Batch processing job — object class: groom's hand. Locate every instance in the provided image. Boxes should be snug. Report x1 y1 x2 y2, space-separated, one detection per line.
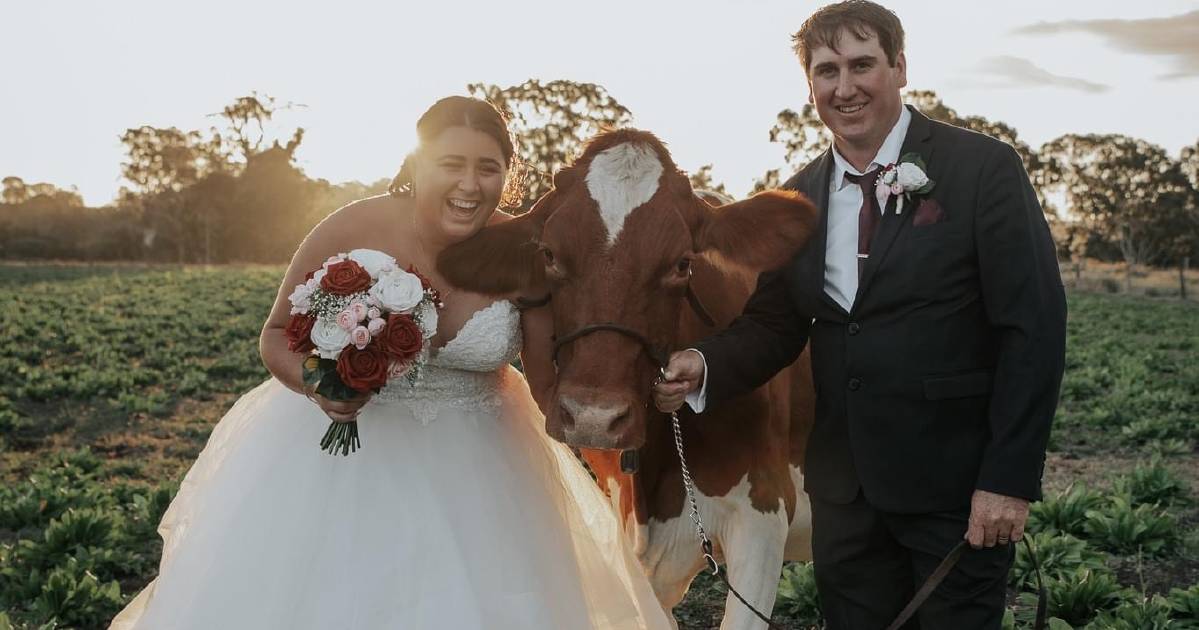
652 350 705 413
965 489 1030 549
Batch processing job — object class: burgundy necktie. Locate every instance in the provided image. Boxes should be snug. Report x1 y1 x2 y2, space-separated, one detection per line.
845 169 882 279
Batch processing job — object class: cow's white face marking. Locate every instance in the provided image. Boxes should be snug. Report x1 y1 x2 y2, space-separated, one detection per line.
585 142 664 244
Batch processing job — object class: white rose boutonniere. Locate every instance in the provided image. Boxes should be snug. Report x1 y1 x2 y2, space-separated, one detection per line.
877 153 935 215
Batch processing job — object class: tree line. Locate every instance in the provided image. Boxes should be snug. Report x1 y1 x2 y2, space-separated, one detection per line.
2 83 1197 279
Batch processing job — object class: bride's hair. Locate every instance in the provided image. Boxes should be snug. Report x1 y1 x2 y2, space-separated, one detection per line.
388 96 526 208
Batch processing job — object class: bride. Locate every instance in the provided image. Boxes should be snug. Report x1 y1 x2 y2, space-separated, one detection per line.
111 96 671 630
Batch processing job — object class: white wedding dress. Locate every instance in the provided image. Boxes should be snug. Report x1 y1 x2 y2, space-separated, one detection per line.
112 300 671 630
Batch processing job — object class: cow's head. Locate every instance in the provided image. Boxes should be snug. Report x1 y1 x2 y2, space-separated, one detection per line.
440 130 817 450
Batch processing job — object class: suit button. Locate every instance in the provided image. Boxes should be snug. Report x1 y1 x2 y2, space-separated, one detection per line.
848 378 862 391
848 323 860 335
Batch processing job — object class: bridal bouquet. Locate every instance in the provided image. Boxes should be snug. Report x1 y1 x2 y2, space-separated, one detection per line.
284 249 441 455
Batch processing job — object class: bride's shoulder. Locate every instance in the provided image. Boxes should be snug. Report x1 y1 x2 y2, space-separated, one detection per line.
321 194 403 228
307 194 404 241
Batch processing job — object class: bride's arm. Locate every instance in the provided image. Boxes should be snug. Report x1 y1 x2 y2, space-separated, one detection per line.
259 201 372 395
518 303 556 417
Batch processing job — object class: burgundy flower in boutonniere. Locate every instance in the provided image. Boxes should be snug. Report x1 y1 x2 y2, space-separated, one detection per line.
876 153 935 215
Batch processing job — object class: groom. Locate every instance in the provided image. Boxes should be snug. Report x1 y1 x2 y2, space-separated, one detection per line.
653 1 1066 628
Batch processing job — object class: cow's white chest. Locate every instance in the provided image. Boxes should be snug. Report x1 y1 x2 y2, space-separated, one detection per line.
585 142 663 244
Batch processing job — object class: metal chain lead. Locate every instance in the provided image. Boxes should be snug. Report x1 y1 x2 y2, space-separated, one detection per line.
670 408 717 573
663 366 787 629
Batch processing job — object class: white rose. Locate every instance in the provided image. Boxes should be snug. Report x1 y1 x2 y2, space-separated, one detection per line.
369 270 425 314
348 249 397 280
414 300 439 339
288 283 312 314
896 162 929 190
311 268 327 286
310 319 352 359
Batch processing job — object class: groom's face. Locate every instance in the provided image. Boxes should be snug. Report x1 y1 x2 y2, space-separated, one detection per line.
806 27 907 152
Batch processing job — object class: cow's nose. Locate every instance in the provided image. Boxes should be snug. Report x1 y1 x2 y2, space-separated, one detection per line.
559 395 631 432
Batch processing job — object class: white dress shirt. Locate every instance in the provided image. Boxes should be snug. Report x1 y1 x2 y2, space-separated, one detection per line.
684 106 911 413
824 105 911 312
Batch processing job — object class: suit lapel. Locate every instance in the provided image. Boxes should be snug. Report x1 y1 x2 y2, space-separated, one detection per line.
853 106 935 310
791 150 847 317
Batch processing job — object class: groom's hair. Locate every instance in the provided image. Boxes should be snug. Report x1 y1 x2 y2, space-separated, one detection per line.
792 0 905 74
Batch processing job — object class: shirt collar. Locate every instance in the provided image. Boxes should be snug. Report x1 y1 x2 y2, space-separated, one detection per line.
830 105 912 191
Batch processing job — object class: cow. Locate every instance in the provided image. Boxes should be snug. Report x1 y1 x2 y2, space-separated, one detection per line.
439 129 819 630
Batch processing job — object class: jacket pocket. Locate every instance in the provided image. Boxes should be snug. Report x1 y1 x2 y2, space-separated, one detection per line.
923 370 993 400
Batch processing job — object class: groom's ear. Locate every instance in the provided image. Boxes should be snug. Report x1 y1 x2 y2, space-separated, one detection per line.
690 188 819 272
438 193 555 296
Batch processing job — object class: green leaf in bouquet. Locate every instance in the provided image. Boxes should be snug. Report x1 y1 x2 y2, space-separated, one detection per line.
305 357 360 402
301 355 323 391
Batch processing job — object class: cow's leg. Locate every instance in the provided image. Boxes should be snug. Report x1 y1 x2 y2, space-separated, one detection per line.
783 466 814 561
718 504 789 630
642 516 709 629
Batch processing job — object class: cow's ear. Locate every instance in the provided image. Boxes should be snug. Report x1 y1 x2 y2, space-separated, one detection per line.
693 190 819 271
438 196 553 296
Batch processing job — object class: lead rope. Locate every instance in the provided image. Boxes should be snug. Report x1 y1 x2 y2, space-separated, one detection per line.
665 369 789 630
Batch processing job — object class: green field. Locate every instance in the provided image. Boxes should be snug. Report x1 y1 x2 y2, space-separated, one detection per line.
1 265 1197 629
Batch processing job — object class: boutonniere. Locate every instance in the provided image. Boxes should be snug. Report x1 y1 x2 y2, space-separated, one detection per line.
876 153 935 215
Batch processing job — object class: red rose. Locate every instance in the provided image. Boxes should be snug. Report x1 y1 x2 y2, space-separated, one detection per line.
376 313 424 362
336 345 390 392
320 260 372 295
284 314 316 353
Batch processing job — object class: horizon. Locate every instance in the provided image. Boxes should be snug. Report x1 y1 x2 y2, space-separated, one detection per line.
3 0 1197 206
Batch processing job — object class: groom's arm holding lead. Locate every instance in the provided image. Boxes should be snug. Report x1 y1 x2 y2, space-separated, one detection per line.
653 264 809 413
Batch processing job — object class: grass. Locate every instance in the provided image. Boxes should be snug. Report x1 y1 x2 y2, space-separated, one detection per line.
0 263 1196 629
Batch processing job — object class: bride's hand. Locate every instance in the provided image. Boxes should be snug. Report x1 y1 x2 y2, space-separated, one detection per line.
305 385 372 423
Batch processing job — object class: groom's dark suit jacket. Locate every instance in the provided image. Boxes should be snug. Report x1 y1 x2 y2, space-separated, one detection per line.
696 107 1066 514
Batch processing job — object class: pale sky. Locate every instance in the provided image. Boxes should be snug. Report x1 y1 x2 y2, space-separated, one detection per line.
3 0 1197 206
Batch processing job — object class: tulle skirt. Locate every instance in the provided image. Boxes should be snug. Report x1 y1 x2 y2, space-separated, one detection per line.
111 367 670 629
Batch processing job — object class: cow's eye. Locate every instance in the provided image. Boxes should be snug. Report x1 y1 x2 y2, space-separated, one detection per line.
663 255 693 289
540 245 567 281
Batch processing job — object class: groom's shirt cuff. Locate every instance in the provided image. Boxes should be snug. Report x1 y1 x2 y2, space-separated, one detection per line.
683 348 709 413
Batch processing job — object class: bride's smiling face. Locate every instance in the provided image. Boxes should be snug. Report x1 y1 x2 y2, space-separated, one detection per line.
413 126 508 243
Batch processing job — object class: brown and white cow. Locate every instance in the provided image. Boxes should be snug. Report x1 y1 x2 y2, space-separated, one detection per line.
440 130 818 630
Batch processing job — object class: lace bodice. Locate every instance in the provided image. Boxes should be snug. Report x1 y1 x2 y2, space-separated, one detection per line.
371 300 522 424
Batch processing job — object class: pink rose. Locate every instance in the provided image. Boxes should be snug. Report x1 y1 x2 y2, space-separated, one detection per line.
351 326 372 350
336 309 358 331
890 183 903 195
367 307 382 320
349 301 369 322
368 317 386 335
